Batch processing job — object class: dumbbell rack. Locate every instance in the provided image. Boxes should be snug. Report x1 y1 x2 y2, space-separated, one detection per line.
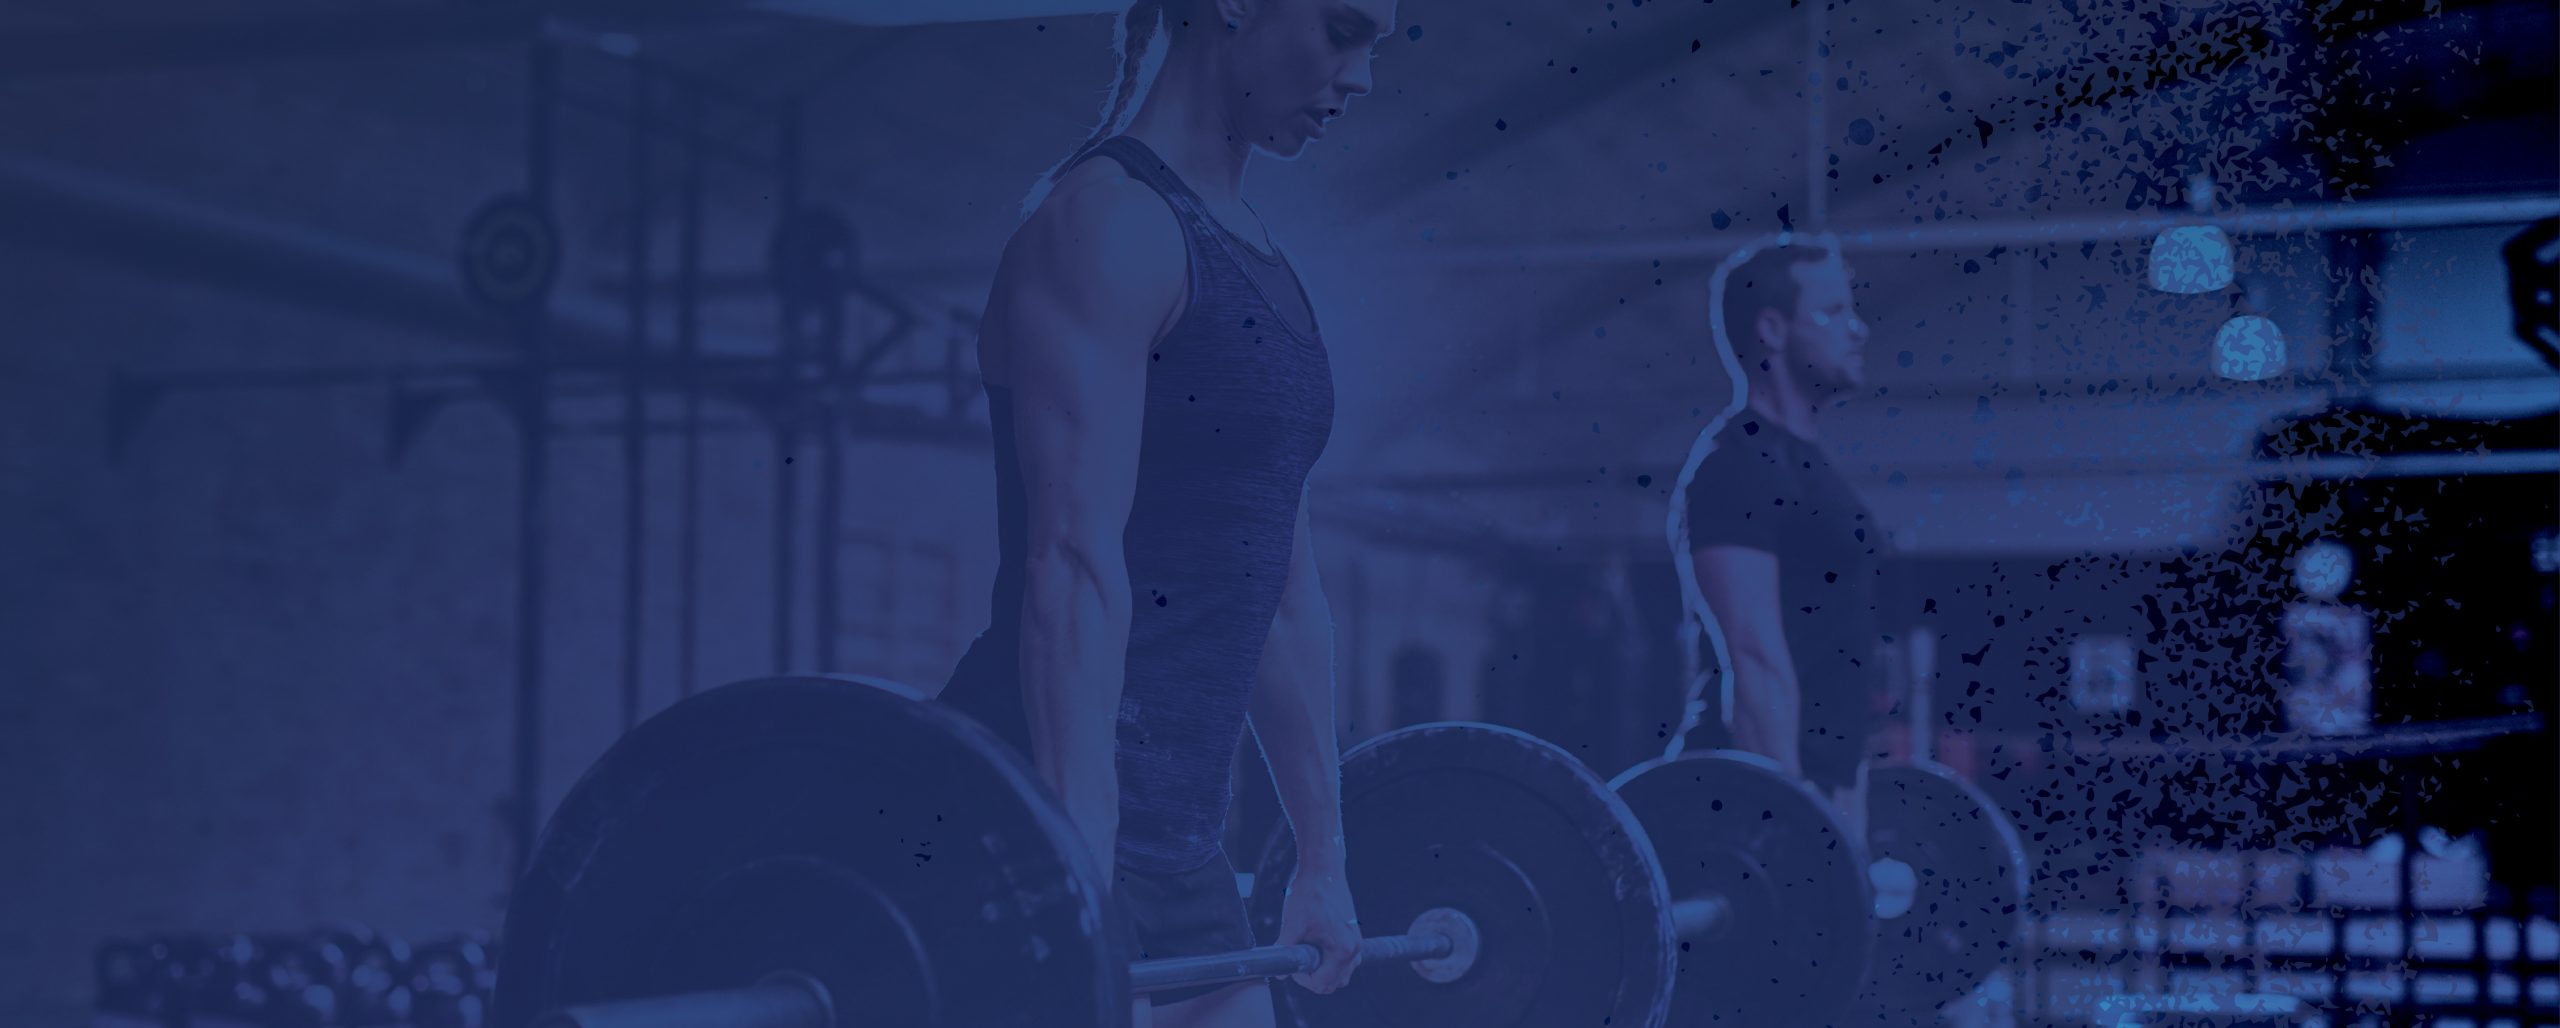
2025 857 2560 1027
93 929 499 1028
2011 711 2558 1027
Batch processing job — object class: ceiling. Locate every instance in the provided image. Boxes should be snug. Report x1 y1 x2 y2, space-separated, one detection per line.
0 0 2550 553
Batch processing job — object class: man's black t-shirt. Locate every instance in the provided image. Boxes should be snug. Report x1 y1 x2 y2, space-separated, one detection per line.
1677 416 1887 789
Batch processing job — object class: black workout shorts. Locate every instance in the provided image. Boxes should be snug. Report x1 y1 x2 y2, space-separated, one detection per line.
1117 848 1259 1008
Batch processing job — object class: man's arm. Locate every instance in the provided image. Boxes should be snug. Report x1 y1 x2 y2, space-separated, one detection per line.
1689 544 1804 777
995 168 1184 875
1247 490 1346 875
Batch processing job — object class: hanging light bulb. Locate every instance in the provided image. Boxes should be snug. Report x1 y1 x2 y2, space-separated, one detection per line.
2294 540 2354 600
2151 227 2235 293
2214 314 2286 381
2150 173 2234 294
2212 276 2286 381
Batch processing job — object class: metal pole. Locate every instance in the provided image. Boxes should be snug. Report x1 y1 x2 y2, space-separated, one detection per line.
509 38 560 874
1909 628 1936 764
2327 230 2385 397
619 60 653 731
815 312 846 673
1363 194 2560 270
2394 759 2418 1028
769 339 799 675
813 109 844 674
1803 0 1827 230
770 102 805 673
675 94 706 698
2009 250 2035 379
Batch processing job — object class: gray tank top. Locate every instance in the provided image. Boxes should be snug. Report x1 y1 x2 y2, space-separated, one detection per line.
943 136 1336 873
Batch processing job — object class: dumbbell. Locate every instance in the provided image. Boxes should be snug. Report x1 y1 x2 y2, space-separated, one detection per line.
103 934 249 1026
329 924 416 1026
151 936 219 1023
94 939 165 1020
96 936 214 1025
258 933 350 1028
413 936 499 1028
200 934 275 1023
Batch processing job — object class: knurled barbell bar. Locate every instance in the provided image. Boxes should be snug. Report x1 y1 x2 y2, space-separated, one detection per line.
535 896 1750 1028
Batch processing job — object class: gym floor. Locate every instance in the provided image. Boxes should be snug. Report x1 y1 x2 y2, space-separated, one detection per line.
2 2 2555 1027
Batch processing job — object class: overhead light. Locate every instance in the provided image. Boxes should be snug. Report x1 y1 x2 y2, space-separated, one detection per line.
2294 540 2353 600
2149 173 2234 294
2213 314 2285 381
2150 226 2234 293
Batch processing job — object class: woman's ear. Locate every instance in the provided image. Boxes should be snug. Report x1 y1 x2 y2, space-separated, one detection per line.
1210 0 1256 31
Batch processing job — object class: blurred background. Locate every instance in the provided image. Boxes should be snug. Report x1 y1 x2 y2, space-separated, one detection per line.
2 0 2554 1025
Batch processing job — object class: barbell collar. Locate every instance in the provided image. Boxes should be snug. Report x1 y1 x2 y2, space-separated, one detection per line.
1670 894 1732 941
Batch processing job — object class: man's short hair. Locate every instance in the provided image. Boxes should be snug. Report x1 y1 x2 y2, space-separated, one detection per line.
1718 243 1838 362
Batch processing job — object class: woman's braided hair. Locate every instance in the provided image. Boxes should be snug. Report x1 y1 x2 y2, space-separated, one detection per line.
1019 0 1181 217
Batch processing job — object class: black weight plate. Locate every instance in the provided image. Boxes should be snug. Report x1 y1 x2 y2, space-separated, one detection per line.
459 193 560 314
1253 723 1674 1028
1613 751 1873 1026
1865 761 2029 1010
493 674 1124 1028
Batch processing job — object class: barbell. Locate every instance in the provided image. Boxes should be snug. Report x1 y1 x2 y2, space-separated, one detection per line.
1864 760 2033 1011
492 675 2026 1028
1610 751 1876 1025
1604 751 2031 1024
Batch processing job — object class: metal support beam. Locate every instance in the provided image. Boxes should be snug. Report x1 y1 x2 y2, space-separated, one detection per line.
1343 194 2560 270
508 39 564 881
0 153 786 360
0 2 740 79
